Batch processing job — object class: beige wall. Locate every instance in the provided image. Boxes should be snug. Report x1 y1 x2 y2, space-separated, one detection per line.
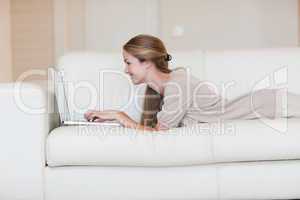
54 0 86 59
0 0 12 82
62 0 299 52
2 0 299 82
11 0 54 81
84 0 159 52
160 0 299 51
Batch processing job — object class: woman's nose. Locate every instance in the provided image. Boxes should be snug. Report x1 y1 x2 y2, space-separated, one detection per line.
124 66 129 73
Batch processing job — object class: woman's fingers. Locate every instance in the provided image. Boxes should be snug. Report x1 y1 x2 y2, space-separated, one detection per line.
84 110 98 120
84 111 91 119
94 118 105 122
84 110 119 122
84 112 96 121
84 112 90 120
88 113 101 122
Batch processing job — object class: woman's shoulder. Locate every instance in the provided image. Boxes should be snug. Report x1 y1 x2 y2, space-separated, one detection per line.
170 66 186 75
170 67 200 85
170 67 188 79
163 67 200 95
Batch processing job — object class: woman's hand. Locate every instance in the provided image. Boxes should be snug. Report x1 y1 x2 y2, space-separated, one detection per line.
84 110 138 127
84 109 165 131
84 109 120 122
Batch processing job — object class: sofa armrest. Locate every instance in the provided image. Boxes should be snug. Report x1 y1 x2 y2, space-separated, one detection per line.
0 82 59 200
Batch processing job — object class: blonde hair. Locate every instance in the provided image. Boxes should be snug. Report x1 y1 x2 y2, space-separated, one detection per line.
123 34 172 127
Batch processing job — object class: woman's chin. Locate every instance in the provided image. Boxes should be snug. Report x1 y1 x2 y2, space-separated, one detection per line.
132 80 141 85
131 77 143 85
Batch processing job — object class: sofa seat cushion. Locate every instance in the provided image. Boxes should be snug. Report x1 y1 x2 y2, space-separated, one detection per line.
46 118 300 167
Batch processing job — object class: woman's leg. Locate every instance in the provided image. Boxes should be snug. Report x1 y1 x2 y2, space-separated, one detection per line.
276 88 300 118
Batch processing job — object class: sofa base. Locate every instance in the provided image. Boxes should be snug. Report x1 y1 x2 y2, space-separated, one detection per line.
45 159 300 200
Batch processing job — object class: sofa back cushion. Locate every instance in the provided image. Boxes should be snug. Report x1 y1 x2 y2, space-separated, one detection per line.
169 50 205 80
204 48 300 100
55 51 205 122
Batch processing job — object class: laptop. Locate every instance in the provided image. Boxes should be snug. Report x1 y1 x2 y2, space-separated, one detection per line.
54 68 122 127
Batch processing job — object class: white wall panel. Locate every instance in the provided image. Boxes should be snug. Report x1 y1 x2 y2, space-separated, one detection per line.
85 0 160 52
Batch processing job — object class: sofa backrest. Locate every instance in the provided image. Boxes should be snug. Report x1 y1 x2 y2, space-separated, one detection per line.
55 48 300 121
204 48 300 100
55 51 205 122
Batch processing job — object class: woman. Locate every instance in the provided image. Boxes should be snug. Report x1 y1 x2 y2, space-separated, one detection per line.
84 34 300 131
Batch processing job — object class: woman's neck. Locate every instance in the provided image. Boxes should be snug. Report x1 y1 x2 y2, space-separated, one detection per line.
145 69 171 96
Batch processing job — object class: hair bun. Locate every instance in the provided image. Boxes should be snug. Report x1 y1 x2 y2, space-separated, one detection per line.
165 53 172 62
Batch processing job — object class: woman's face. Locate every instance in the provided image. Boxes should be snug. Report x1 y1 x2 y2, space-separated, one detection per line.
123 50 149 84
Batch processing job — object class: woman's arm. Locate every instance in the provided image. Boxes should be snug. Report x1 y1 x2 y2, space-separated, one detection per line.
84 110 167 132
117 112 171 131
116 112 157 131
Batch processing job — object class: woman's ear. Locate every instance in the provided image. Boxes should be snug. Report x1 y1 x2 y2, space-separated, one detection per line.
142 61 153 70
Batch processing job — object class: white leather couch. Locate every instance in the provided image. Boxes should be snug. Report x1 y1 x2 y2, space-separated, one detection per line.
1 48 300 200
